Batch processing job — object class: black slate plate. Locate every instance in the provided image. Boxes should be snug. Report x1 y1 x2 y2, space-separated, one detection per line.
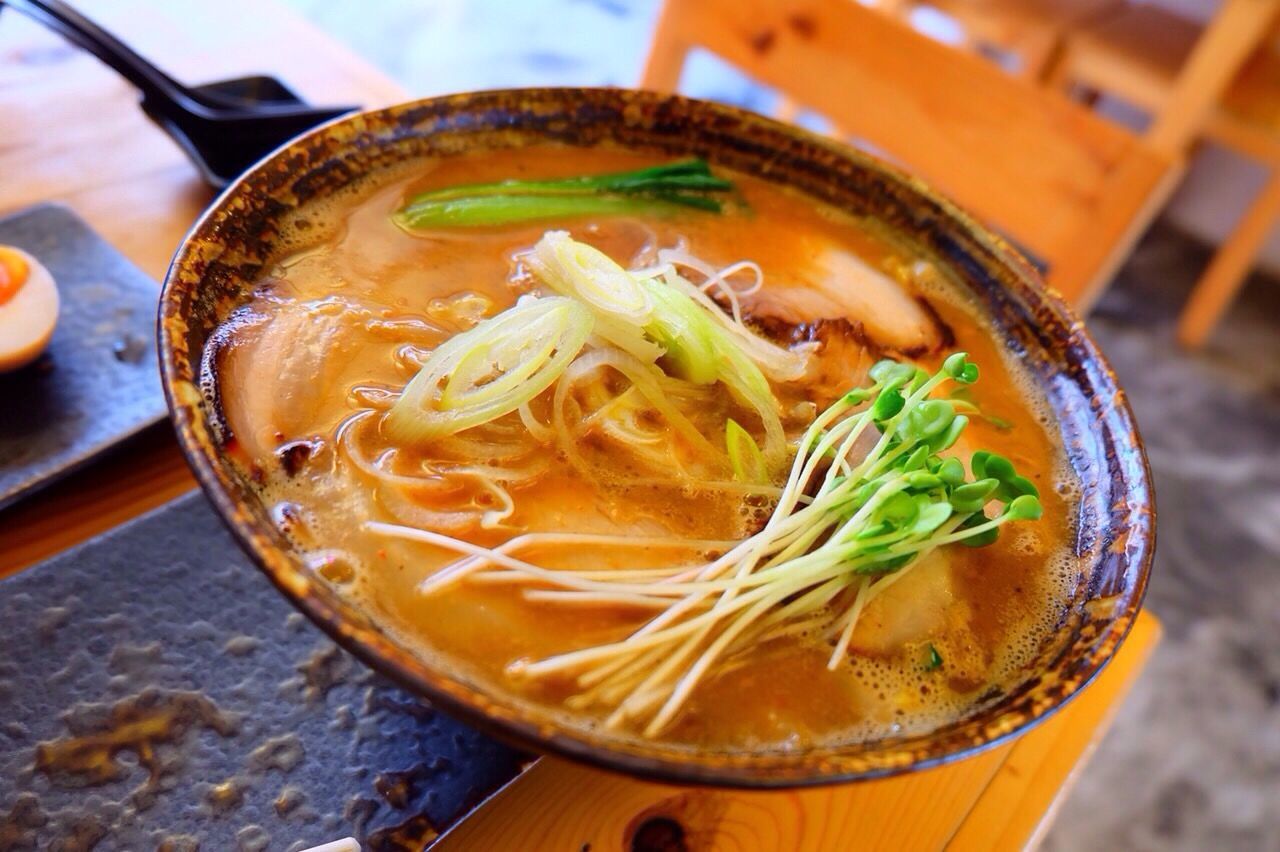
0 493 523 851
0 203 167 511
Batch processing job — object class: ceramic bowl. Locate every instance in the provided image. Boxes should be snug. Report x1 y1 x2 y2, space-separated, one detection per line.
159 88 1154 787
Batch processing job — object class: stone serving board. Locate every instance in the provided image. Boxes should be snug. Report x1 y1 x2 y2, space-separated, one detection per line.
0 203 167 512
0 492 523 851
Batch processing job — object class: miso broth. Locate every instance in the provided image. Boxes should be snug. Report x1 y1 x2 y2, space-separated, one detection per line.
206 147 1080 750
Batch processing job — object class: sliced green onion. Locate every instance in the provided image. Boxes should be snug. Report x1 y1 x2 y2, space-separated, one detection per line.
394 160 735 230
405 159 731 203
644 273 791 470
385 297 592 443
524 232 788 473
726 418 767 484
716 339 788 471
395 195 710 230
658 265 811 383
440 306 563 409
525 231 661 362
642 280 720 385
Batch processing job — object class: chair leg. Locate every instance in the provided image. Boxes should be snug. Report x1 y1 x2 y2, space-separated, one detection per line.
1177 166 1280 349
873 0 911 15
1007 27 1059 80
775 96 802 124
640 0 689 92
1039 41 1076 88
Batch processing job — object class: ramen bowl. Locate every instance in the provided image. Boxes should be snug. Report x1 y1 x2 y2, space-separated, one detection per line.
158 88 1154 787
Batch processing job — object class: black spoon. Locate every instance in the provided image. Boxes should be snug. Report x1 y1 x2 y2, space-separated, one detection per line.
2 0 360 187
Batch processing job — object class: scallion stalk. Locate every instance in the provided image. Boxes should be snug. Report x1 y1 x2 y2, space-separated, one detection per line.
394 160 735 230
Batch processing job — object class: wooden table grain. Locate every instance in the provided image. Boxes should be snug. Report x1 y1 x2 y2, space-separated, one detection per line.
0 3 1160 849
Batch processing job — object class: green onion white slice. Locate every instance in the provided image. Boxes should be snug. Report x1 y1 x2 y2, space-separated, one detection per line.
385 296 592 443
524 231 662 362
656 250 811 383
641 278 720 385
523 231 792 473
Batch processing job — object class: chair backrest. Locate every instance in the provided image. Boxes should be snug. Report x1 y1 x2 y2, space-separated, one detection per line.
641 0 1177 307
1146 0 1280 156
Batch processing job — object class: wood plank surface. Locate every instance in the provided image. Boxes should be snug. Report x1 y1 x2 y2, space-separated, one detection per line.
0 4 1160 849
0 0 406 576
436 613 1161 851
947 613 1159 850
640 0 1174 305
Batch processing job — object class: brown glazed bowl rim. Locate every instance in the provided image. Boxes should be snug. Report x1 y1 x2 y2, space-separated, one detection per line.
159 87 1154 788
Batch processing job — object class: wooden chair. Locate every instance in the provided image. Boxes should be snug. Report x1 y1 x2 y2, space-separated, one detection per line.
888 0 1123 78
1046 0 1280 347
640 0 1178 308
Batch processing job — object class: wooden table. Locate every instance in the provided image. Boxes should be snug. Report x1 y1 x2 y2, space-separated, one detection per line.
0 2 1160 849
438 614 1159 850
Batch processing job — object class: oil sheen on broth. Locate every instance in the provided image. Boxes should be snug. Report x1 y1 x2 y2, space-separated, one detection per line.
208 148 1079 750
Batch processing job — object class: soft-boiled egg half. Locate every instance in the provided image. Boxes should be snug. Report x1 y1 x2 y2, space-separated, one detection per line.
0 245 59 372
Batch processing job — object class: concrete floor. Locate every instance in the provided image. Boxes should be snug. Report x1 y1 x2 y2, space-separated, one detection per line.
1043 230 1280 852
285 2 1280 846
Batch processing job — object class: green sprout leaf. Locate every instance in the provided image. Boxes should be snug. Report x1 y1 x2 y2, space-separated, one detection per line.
1004 494 1044 521
943 352 980 384
842 387 873 405
869 359 915 386
937 457 966 486
905 399 956 440
950 478 999 513
871 387 906 422
901 444 931 472
970 449 992 479
911 502 954 536
904 471 944 490
926 414 968 454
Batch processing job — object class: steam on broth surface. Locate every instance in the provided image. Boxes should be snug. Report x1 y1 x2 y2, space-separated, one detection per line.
207 147 1078 750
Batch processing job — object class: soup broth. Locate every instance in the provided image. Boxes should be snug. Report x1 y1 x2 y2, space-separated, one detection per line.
207 147 1079 750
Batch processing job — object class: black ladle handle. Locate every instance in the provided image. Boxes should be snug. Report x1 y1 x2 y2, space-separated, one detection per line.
2 0 213 115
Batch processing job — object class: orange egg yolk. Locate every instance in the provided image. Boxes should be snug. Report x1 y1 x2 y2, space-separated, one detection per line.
0 247 30 305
